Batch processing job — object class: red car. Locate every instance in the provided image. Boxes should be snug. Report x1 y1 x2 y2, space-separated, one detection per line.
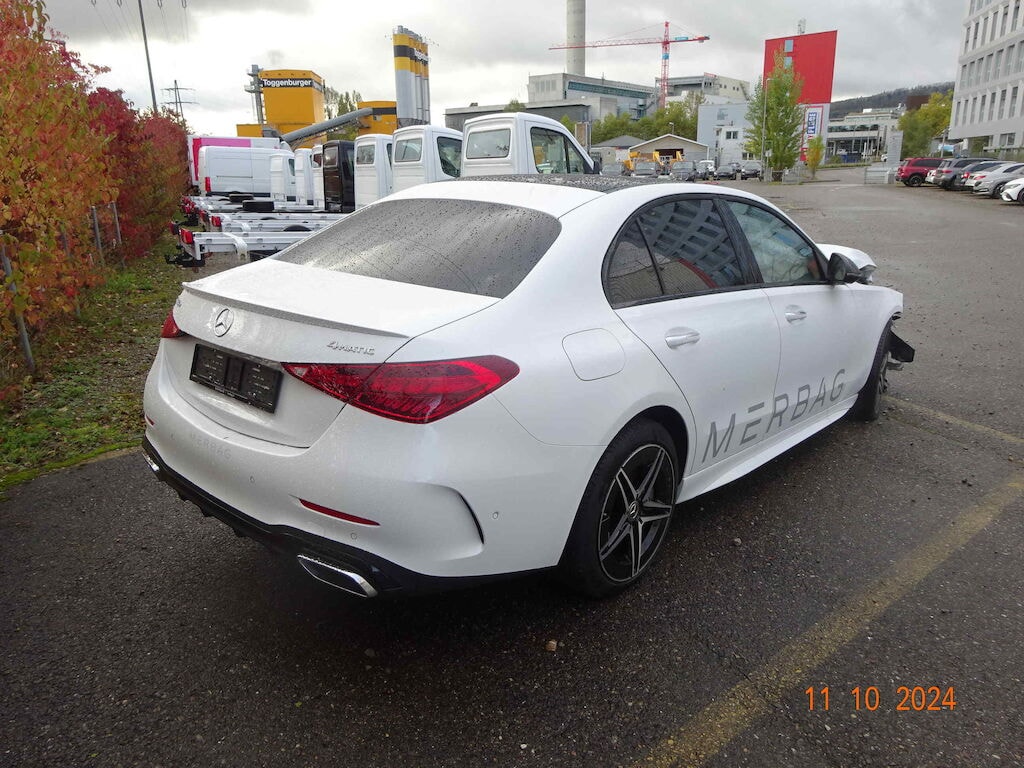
895 157 942 187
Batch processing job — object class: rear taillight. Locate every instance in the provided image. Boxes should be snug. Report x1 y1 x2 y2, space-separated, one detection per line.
283 356 520 424
179 229 194 245
211 215 222 229
160 309 185 338
204 176 211 193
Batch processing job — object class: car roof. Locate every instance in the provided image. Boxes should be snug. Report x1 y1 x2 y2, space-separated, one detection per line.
387 174 780 219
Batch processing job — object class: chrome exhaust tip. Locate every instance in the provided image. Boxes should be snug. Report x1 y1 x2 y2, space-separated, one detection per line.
297 554 378 598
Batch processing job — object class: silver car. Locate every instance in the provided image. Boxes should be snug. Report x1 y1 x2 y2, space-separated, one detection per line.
970 162 1024 198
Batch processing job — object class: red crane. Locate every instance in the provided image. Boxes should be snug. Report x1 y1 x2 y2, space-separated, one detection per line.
550 22 710 111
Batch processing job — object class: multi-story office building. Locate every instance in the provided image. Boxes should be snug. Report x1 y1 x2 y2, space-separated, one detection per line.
949 0 1024 155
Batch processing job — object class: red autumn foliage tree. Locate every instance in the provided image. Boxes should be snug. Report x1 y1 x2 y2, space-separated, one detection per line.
2 0 189 383
88 88 189 259
1 0 113 336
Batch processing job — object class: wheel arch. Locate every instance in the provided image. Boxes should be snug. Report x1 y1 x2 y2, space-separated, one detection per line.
622 405 690 484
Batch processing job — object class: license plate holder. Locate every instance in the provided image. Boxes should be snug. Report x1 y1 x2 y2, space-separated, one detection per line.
190 344 282 413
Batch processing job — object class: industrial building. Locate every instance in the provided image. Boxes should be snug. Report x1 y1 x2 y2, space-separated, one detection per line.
949 0 1024 156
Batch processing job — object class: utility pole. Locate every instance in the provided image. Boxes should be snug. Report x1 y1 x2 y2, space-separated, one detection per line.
136 0 158 113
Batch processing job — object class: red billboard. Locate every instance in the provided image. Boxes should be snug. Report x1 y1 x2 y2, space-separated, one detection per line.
763 30 838 104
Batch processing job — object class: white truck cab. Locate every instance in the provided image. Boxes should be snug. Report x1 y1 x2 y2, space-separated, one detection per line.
461 112 595 177
310 144 326 210
354 134 395 209
391 125 463 194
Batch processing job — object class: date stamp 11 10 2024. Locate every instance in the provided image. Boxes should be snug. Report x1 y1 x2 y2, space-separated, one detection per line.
805 685 957 712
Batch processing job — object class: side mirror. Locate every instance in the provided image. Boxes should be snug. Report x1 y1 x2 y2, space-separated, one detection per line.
827 252 862 284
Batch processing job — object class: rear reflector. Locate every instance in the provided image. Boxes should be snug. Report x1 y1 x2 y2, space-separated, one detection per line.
283 355 520 424
300 498 379 526
204 176 211 193
160 309 185 338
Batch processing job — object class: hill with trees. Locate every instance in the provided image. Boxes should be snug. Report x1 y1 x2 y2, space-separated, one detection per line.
830 82 955 118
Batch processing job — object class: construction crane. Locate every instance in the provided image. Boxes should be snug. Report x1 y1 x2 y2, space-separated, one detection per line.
550 22 710 111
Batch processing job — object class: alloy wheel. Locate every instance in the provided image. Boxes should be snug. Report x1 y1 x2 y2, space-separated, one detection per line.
597 443 676 583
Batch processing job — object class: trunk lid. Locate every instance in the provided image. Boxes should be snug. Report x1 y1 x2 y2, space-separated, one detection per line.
163 259 497 447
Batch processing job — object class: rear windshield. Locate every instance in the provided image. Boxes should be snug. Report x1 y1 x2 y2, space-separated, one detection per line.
274 199 562 298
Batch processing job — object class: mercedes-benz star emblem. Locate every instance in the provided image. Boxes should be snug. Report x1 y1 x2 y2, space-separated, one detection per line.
213 308 234 337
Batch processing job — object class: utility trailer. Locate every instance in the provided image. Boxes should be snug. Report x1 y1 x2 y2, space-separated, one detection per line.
166 224 315 268
206 211 344 232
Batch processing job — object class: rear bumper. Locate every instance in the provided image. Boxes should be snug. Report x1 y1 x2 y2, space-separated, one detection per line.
142 436 541 596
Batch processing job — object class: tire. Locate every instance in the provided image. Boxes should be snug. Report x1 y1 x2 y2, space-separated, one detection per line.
906 175 923 187
850 320 892 422
242 200 275 213
990 182 1005 199
283 225 311 232
560 419 678 598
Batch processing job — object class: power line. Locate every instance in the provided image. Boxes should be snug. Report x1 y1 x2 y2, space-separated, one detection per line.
89 0 113 38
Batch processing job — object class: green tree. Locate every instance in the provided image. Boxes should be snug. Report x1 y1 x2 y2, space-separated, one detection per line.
805 135 825 179
504 98 526 112
591 112 636 144
745 50 805 177
653 93 704 139
323 88 363 140
897 91 952 158
559 114 574 132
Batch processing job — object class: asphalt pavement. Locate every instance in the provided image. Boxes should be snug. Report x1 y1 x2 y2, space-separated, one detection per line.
2 168 1022 767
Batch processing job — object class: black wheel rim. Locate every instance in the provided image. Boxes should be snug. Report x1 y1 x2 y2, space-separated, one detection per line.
597 444 675 583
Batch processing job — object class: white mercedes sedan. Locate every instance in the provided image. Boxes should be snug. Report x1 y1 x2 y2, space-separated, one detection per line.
143 176 914 598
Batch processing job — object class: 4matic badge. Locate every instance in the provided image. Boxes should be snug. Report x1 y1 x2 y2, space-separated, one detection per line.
327 340 375 356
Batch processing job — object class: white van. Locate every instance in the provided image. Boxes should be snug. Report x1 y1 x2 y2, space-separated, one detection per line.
391 125 463 194
353 134 394 209
187 135 281 188
197 145 294 197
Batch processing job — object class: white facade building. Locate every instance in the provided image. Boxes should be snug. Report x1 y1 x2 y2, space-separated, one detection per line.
949 0 1024 154
696 102 756 166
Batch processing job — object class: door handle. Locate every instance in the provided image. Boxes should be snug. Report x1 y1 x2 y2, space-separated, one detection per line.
784 306 807 323
665 328 701 348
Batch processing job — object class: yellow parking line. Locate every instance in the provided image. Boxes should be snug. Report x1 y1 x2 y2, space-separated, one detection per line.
889 398 1024 446
639 471 1024 768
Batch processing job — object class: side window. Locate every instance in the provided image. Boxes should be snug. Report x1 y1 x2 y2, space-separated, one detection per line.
565 139 587 173
726 201 821 284
355 144 375 165
437 136 462 178
604 221 662 307
531 127 568 173
638 199 746 295
394 137 422 163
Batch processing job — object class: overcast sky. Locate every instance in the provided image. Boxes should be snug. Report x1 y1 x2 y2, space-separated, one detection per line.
43 0 964 135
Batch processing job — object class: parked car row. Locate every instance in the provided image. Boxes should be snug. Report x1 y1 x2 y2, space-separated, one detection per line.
897 156 1024 202
598 159 720 181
